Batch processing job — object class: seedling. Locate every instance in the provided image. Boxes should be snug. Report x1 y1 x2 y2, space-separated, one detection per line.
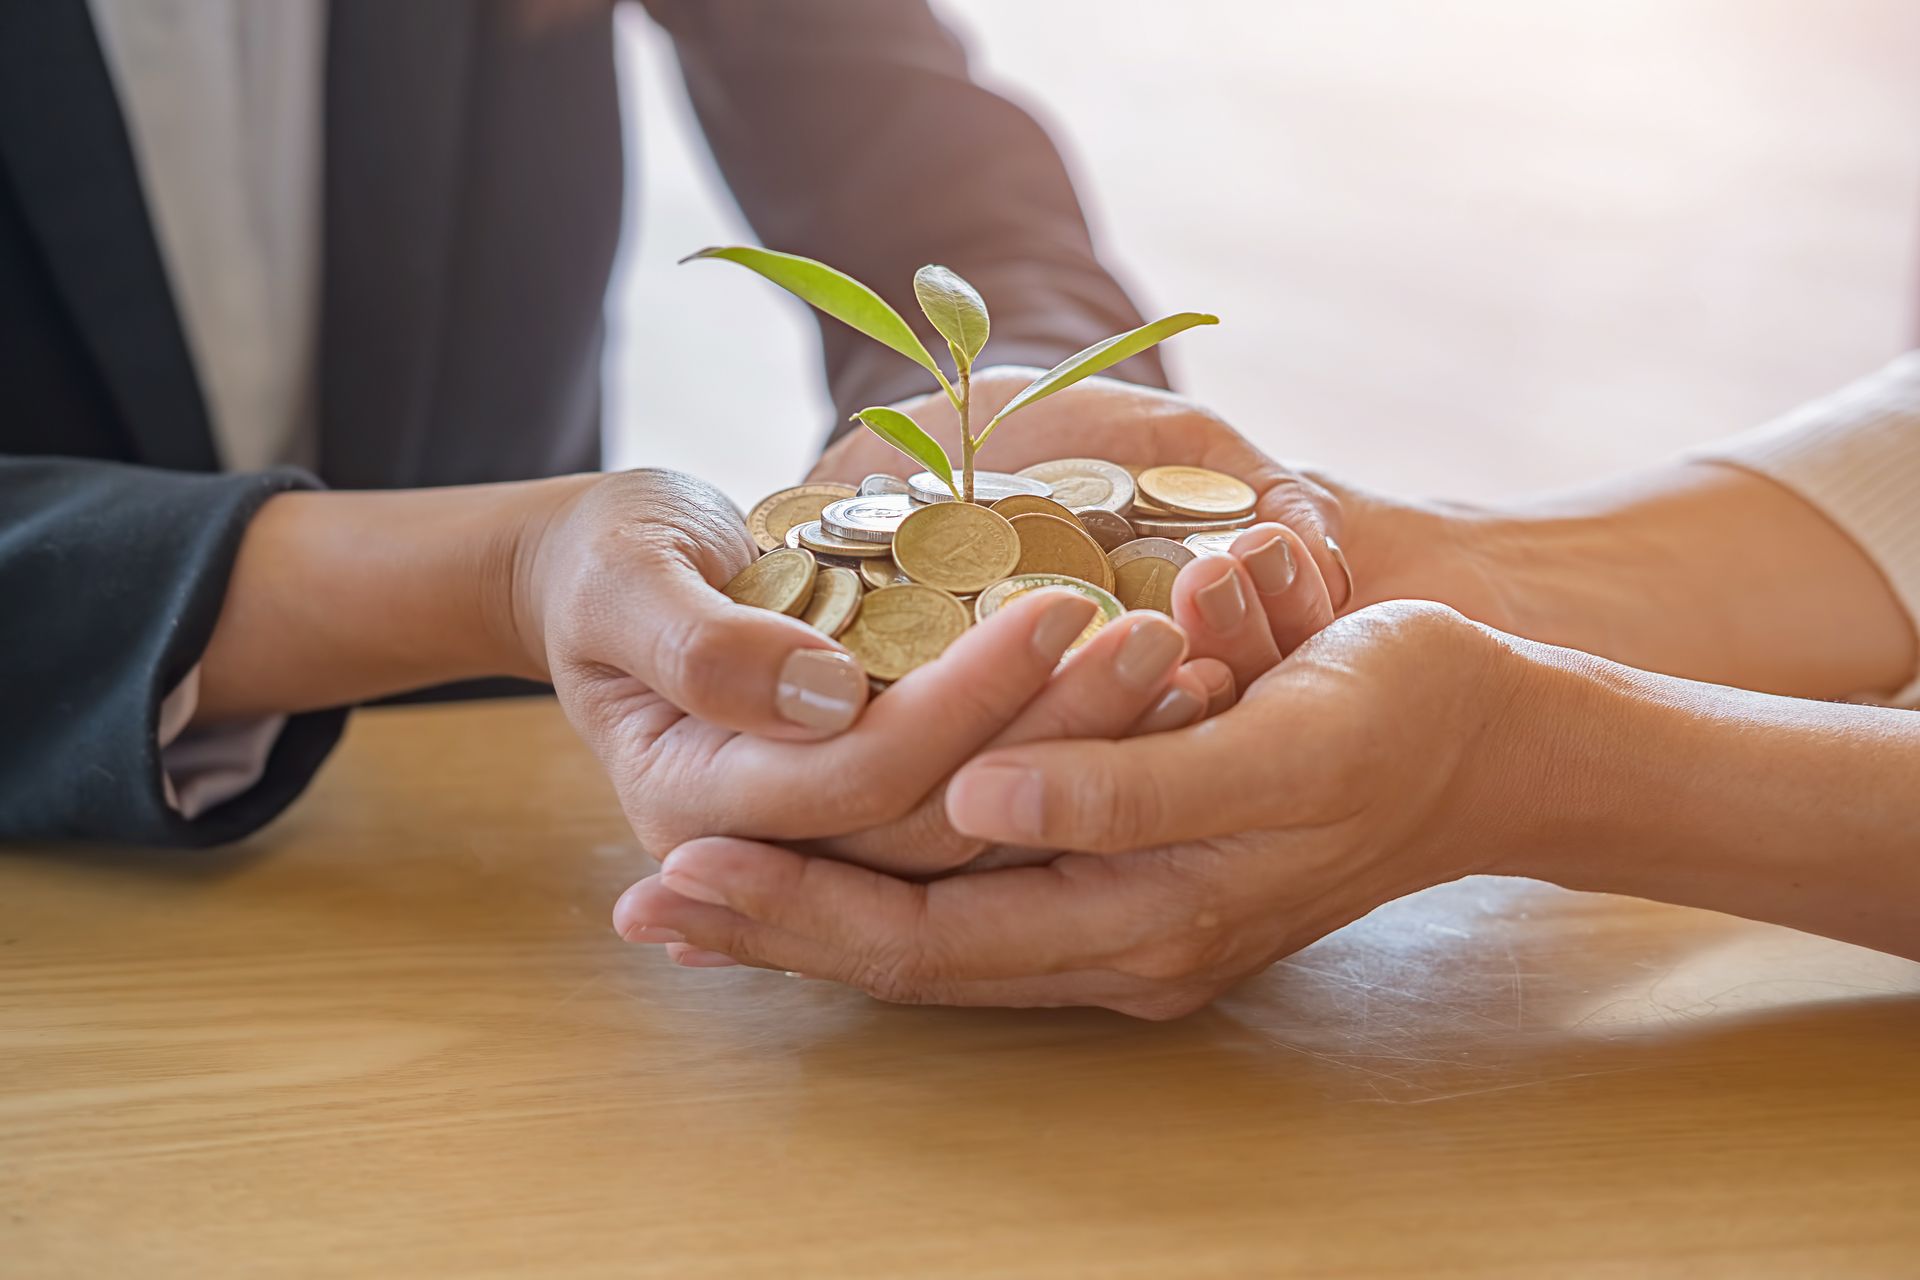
682 246 1217 503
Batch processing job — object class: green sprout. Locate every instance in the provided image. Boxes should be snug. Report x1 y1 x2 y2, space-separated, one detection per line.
681 246 1218 503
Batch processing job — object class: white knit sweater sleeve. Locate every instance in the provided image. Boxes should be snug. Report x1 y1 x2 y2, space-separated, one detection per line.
1697 350 1920 707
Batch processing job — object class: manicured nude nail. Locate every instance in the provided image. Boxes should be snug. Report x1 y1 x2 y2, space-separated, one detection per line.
1031 593 1098 661
620 924 685 945
1195 566 1247 633
777 648 864 732
954 762 1044 841
659 859 730 908
669 947 740 969
1113 617 1186 690
1243 532 1296 596
1135 684 1203 734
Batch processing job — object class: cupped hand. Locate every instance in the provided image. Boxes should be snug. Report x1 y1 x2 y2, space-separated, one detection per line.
613 599 1540 1016
515 469 1223 877
812 369 1356 611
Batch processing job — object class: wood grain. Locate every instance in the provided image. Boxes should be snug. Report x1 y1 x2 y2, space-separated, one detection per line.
4 699 1917 1278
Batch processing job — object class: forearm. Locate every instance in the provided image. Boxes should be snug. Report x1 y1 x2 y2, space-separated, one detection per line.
1342 462 1918 701
1496 638 1920 959
192 476 590 723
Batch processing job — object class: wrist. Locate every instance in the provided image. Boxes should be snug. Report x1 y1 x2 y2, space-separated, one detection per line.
496 473 600 683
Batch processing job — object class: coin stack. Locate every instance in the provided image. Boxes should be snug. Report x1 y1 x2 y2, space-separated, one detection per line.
724 460 1260 686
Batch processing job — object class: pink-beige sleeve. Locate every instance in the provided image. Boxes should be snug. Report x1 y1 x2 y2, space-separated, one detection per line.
156 665 288 820
1696 350 1920 707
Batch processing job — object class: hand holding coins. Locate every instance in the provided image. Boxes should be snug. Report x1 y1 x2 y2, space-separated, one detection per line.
728 458 1261 686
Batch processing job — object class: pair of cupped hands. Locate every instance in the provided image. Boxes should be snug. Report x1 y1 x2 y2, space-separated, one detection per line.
515 370 1523 1018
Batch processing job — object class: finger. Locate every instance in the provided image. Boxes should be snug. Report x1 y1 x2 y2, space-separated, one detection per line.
989 610 1188 743
655 589 1097 845
572 528 868 742
617 838 1168 986
1229 523 1336 654
1253 473 1352 611
1187 658 1237 718
947 714 1277 853
1169 554 1281 693
815 610 1188 875
1130 664 1213 736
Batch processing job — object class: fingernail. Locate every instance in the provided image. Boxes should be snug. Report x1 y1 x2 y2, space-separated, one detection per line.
777 648 864 732
1195 566 1247 633
1031 593 1097 661
668 946 740 968
659 857 730 909
953 762 1044 841
1243 532 1296 596
1135 683 1203 734
1326 535 1355 605
1113 616 1186 690
620 924 685 944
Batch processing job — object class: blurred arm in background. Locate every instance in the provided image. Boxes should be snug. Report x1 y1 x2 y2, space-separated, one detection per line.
643 0 1170 422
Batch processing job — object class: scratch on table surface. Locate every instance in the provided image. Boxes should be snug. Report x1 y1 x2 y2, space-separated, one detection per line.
1369 1064 1654 1107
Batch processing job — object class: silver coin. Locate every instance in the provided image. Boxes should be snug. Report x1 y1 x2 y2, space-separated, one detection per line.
1183 530 1242 556
907 470 1052 505
791 520 893 559
859 473 911 497
820 493 914 543
1073 507 1136 553
1131 511 1257 539
1016 458 1135 513
1108 537 1198 570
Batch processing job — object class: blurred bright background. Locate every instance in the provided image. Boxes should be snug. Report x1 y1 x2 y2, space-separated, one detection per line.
604 0 1920 509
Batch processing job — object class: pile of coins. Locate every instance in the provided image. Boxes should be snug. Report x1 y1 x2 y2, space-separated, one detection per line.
725 459 1259 685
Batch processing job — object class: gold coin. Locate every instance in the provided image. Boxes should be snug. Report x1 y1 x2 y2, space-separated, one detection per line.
1008 513 1116 592
891 501 1021 595
799 567 863 637
859 556 911 590
722 547 818 616
748 483 857 553
1136 465 1256 519
990 493 1079 523
794 520 894 560
974 574 1124 656
1073 507 1136 553
838 584 971 682
1015 458 1136 512
1108 537 1196 615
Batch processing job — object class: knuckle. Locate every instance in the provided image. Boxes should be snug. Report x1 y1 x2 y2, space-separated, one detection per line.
1058 755 1162 852
853 953 938 1007
652 613 748 709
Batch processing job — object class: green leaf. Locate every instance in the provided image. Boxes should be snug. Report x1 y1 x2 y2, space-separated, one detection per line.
977 312 1220 446
852 407 957 498
682 246 951 394
913 265 990 367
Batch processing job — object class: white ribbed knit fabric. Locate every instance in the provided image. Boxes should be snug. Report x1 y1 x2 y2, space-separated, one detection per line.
1700 350 1920 708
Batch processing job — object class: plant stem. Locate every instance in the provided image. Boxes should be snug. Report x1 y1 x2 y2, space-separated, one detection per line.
958 366 974 503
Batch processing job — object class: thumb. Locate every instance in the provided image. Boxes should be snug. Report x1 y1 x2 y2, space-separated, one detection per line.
1250 469 1353 613
581 541 868 741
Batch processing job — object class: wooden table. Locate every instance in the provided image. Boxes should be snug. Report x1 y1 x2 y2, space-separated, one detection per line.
5 701 1918 1278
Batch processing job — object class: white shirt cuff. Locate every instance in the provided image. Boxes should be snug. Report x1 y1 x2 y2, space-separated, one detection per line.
1694 350 1920 708
157 665 287 820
